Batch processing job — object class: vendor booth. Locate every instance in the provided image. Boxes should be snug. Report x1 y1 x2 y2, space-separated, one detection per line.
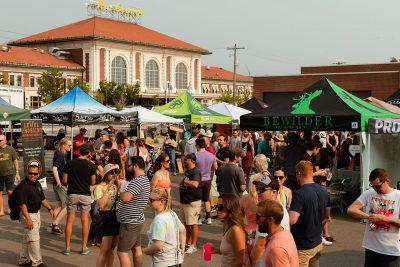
120 106 183 125
155 91 231 124
386 89 400 107
241 78 399 196
363 118 400 191
365 96 400 114
31 85 137 125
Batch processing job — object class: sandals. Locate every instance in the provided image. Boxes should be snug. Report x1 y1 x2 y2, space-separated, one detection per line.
51 224 64 235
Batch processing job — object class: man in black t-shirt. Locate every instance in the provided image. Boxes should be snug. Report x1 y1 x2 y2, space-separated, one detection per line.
179 153 202 254
15 160 54 266
215 134 230 167
62 144 96 255
289 160 329 267
216 149 246 197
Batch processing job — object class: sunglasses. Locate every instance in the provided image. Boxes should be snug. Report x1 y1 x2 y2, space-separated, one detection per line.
108 169 121 175
274 175 285 180
370 181 385 190
28 172 40 176
217 204 225 211
164 160 170 163
149 198 165 203
256 213 267 220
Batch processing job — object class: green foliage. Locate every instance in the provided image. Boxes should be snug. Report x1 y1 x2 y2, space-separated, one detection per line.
390 57 398 63
218 90 233 103
0 74 7 84
151 94 163 106
239 90 252 105
97 81 141 108
37 69 64 104
217 89 252 105
67 77 90 93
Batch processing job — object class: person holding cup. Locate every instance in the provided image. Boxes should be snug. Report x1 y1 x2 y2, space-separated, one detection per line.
143 188 186 267
211 194 247 267
94 163 120 267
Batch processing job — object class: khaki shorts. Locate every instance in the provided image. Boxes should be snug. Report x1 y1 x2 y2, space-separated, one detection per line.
180 200 201 226
53 185 67 203
66 194 92 212
117 223 143 252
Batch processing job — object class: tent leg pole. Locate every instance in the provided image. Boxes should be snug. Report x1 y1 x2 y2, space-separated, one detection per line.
71 123 73 160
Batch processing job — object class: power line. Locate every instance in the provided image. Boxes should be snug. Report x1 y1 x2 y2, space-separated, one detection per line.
0 29 27 36
227 44 245 105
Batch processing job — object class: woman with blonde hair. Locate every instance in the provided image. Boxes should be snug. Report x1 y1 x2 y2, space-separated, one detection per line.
50 137 72 234
212 194 247 267
143 188 186 267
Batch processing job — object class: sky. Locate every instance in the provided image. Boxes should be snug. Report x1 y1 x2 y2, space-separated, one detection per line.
2 0 400 77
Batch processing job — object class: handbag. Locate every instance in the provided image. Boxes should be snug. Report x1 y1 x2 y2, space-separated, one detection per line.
90 191 117 236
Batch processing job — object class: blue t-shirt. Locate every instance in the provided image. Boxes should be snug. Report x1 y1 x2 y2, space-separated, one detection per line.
290 183 329 250
195 151 216 182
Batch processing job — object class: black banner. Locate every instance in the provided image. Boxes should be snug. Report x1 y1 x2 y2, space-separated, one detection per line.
21 119 45 179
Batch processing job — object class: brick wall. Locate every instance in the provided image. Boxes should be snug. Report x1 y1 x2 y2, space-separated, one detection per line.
253 72 400 101
99 48 105 81
64 48 83 65
166 56 171 82
135 52 141 81
85 53 89 82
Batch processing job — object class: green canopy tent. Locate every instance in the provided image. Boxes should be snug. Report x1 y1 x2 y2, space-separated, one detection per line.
0 102 30 121
155 91 232 124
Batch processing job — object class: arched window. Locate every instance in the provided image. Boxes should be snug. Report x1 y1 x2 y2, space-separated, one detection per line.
175 63 188 89
111 56 127 84
145 60 159 89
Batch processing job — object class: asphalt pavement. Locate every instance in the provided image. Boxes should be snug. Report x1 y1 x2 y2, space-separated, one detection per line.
0 150 366 267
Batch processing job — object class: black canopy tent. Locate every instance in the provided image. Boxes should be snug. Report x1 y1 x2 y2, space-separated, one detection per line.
240 78 398 132
238 97 268 113
385 89 400 107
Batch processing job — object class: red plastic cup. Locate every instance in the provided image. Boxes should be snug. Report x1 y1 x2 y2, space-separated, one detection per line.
203 243 213 261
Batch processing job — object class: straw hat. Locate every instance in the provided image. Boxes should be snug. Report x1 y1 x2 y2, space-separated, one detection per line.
145 137 155 148
276 133 285 142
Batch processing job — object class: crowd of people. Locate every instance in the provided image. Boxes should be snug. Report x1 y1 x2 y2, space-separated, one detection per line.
1 126 399 267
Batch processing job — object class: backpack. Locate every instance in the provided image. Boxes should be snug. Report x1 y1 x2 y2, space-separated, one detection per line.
8 184 21 220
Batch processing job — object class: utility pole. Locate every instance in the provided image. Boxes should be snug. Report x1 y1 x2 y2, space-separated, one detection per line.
227 44 245 105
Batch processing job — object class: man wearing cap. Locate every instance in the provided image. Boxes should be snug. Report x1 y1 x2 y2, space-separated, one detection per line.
73 128 87 159
63 143 97 255
179 153 202 254
250 179 290 267
98 130 110 152
0 134 20 216
15 160 54 267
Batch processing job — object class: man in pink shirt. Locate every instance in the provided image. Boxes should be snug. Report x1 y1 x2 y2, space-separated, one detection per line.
257 199 299 267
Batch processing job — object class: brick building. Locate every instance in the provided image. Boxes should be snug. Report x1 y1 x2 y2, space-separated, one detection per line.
254 62 400 105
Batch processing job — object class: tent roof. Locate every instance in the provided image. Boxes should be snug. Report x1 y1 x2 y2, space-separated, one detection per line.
31 85 136 125
365 97 400 114
238 97 268 113
0 97 12 106
0 102 30 121
241 78 398 131
385 89 400 107
154 91 231 124
208 102 251 123
120 106 183 124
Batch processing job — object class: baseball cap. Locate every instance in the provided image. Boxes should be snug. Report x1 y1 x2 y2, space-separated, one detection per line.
253 175 278 191
27 158 41 168
100 130 109 136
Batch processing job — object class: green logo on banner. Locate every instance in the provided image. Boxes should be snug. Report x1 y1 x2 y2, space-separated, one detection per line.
191 99 205 110
291 90 322 114
170 99 184 109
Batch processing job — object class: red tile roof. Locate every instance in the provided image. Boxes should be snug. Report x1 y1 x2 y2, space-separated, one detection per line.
202 66 253 82
0 45 84 69
10 16 209 55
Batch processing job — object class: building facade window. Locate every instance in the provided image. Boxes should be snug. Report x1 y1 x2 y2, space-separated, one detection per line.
30 96 42 109
175 63 188 89
145 60 159 89
9 74 22 86
111 56 127 85
29 76 35 87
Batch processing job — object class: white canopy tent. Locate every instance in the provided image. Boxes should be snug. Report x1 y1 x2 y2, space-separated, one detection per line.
208 102 251 124
120 106 183 124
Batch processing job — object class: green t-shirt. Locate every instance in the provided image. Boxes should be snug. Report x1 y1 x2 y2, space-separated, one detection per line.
0 145 18 176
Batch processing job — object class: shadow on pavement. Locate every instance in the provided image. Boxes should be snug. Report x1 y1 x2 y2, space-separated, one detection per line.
321 249 364 267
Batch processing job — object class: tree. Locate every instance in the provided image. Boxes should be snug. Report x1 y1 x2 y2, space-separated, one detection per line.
218 90 233 103
390 57 398 63
37 69 64 104
96 81 141 110
237 90 252 105
0 74 7 84
151 94 163 106
67 77 90 93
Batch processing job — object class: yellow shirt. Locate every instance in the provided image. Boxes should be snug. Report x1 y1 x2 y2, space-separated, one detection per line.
94 182 118 211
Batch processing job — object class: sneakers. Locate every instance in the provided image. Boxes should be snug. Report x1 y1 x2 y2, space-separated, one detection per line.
51 224 64 235
322 237 333 246
202 218 212 225
185 245 198 254
197 218 202 225
81 248 90 255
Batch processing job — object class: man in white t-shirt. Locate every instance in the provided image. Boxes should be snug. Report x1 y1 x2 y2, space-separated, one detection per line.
348 168 400 267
